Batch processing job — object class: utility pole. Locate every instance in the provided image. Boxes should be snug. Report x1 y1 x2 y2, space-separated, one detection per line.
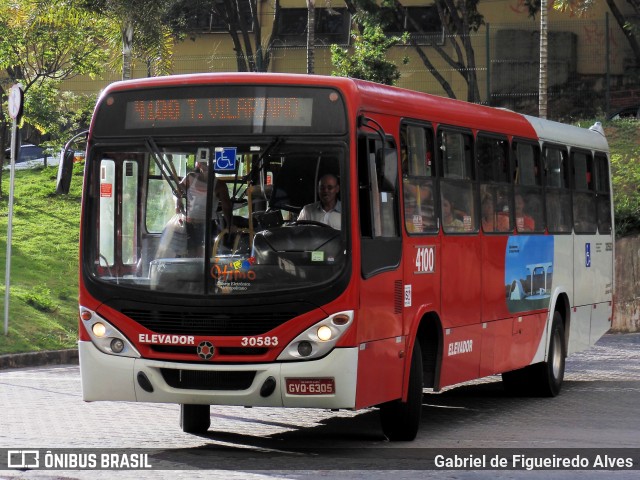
4 84 23 336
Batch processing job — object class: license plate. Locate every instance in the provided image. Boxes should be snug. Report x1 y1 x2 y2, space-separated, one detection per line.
286 378 335 395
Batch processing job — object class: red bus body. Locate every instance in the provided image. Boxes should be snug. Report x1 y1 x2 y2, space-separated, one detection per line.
76 73 614 439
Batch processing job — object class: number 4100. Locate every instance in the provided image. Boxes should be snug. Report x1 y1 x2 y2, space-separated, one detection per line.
415 246 435 273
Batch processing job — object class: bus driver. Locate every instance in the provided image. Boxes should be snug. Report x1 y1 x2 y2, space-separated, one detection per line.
297 173 341 229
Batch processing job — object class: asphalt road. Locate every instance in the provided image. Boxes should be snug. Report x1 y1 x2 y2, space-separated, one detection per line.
0 333 638 480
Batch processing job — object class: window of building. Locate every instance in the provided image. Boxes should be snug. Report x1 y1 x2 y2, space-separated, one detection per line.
381 6 444 45
181 0 254 33
275 8 350 46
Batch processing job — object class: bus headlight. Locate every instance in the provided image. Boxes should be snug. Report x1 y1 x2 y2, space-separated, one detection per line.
317 325 333 342
277 310 353 361
80 306 140 358
92 322 107 337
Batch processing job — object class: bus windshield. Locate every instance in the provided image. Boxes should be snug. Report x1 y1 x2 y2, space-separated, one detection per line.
86 140 347 296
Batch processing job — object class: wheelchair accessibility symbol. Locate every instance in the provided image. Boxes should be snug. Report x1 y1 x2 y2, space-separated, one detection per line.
585 242 591 268
214 147 237 172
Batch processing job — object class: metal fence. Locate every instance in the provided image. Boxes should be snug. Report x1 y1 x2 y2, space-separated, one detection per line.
63 18 639 122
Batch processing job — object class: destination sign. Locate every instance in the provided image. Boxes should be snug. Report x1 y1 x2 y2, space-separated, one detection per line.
125 97 313 129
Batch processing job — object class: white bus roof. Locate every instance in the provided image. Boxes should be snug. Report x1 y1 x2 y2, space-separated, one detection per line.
523 115 610 153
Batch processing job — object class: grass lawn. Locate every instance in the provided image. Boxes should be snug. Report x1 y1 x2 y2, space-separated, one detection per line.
0 162 83 353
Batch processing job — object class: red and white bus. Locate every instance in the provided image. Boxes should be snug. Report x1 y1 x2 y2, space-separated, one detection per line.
63 73 614 440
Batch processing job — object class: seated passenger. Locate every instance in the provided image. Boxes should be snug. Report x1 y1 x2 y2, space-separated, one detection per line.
442 195 464 232
297 173 341 229
481 193 510 232
515 194 535 232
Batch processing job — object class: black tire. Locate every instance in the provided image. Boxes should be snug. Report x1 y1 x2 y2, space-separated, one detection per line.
180 404 211 433
535 311 566 396
502 311 566 397
379 341 423 441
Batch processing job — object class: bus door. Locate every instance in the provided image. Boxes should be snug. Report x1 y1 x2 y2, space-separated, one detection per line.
355 131 404 408
437 128 482 386
399 122 440 333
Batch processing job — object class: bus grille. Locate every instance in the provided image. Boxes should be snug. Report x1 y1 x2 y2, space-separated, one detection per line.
150 345 268 356
160 368 256 390
122 309 295 336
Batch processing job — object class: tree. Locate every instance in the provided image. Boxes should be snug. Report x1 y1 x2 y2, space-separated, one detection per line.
331 23 408 85
77 0 176 79
168 0 281 72
551 0 640 68
343 0 484 102
0 0 110 196
0 2 109 87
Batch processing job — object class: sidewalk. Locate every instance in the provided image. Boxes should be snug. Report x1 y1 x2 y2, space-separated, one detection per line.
0 348 78 370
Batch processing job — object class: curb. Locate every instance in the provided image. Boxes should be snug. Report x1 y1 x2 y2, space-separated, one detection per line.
0 349 79 370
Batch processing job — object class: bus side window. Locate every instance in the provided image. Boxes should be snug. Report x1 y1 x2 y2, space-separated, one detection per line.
358 136 374 237
358 135 400 238
358 132 402 278
544 145 572 233
401 123 436 234
594 152 612 234
440 129 473 180
375 143 399 237
572 150 597 234
476 134 512 233
513 141 544 233
439 129 476 233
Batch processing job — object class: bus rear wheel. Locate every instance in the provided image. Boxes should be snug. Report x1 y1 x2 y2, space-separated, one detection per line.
180 404 211 433
379 340 423 441
502 311 566 397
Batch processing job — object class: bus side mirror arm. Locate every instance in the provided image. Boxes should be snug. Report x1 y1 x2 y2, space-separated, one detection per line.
56 130 88 195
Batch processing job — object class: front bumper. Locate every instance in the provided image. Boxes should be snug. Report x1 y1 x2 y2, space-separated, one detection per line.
79 340 358 409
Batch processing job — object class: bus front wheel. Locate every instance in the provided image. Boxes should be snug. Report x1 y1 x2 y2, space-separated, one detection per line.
180 404 211 433
379 340 423 441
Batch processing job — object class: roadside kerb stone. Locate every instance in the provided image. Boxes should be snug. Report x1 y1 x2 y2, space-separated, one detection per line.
0 348 78 370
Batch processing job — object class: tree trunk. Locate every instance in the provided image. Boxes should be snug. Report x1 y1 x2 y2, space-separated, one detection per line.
122 20 134 81
307 0 315 74
605 0 640 67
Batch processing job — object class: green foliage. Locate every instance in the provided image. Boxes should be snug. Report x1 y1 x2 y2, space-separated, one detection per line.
24 79 96 152
605 119 640 237
78 0 176 77
20 286 59 313
331 23 409 86
0 0 105 166
0 0 112 86
0 164 82 354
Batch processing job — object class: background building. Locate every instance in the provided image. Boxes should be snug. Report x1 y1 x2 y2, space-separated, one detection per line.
62 0 640 119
